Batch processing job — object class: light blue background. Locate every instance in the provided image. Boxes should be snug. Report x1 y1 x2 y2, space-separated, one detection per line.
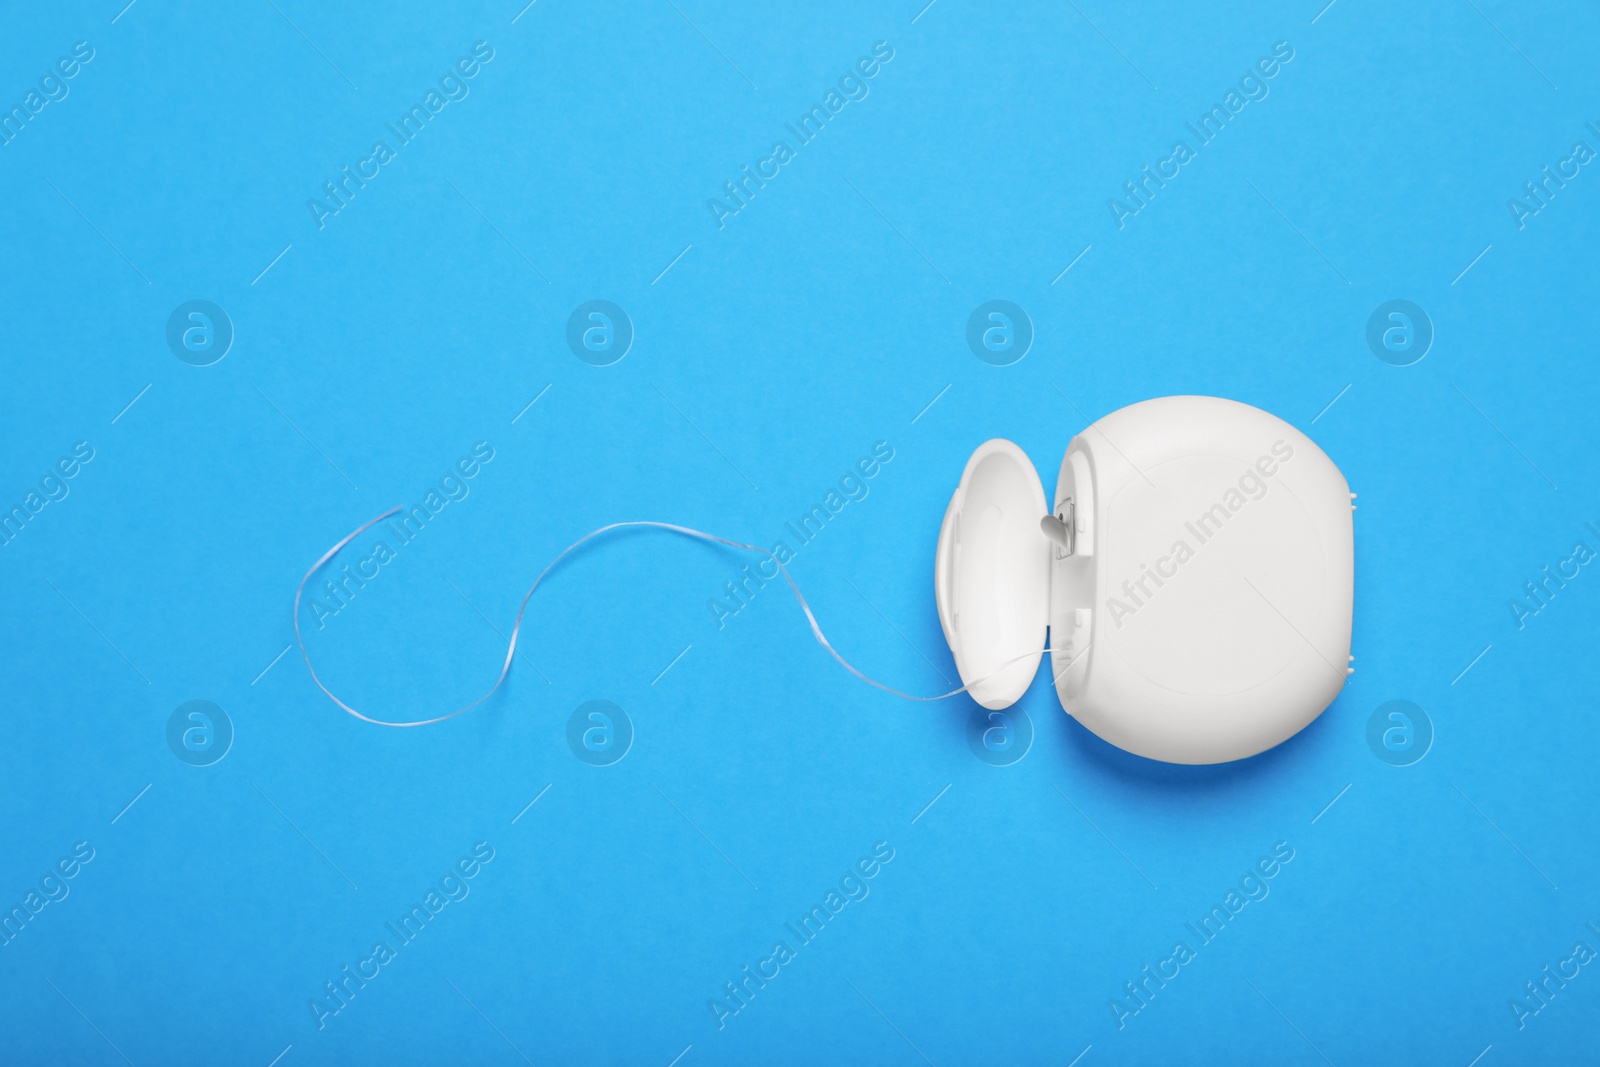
3 0 1598 1063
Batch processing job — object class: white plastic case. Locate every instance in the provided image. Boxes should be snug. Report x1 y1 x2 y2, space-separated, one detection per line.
934 396 1354 764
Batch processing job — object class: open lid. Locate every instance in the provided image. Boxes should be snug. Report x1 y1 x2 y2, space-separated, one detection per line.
934 439 1051 709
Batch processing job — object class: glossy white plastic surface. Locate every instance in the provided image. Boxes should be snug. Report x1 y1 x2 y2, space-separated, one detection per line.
934 439 1050 710
936 396 1354 764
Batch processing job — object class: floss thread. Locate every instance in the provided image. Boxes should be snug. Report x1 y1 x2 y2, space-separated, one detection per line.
295 506 1070 726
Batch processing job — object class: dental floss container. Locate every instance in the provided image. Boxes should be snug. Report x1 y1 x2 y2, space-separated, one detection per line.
934 395 1354 764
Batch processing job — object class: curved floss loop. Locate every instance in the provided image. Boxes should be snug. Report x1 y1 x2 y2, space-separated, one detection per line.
294 508 1075 727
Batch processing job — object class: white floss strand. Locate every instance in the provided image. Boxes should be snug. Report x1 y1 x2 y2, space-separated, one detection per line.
295 507 1066 727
